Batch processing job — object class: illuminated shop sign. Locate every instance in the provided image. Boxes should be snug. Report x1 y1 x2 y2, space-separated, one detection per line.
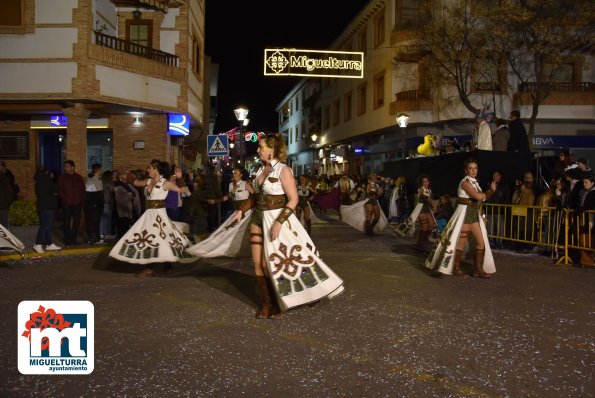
264 49 364 78
354 147 363 154
168 113 189 136
50 116 68 126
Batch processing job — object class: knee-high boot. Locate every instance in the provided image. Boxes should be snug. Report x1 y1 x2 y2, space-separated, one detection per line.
472 248 491 278
369 219 378 235
364 219 372 235
452 249 465 276
255 276 271 319
579 234 594 267
306 219 312 235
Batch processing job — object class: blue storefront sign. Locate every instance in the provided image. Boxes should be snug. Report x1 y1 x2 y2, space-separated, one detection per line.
531 135 595 149
168 113 190 136
50 116 68 126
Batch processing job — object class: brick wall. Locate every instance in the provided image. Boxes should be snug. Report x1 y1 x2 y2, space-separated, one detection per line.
0 123 37 201
111 114 170 174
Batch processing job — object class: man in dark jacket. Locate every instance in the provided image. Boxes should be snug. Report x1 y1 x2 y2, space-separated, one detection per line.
58 160 86 247
507 110 530 152
203 167 223 233
33 166 61 253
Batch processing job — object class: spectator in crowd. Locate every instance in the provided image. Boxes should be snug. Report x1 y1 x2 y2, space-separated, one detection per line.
577 173 595 267
114 171 141 238
434 194 454 234
203 167 223 233
1 161 18 202
576 158 592 173
507 110 530 152
476 109 493 151
220 166 234 222
32 166 61 253
511 171 536 251
484 170 509 249
58 160 86 247
534 178 559 255
0 164 13 226
165 166 183 222
491 119 510 151
84 163 105 245
100 170 115 239
180 169 194 224
553 150 574 178
190 173 208 237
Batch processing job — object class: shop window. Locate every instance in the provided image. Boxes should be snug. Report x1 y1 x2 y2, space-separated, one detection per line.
87 131 113 172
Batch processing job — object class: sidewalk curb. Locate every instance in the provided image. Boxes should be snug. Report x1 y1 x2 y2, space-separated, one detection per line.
0 245 112 261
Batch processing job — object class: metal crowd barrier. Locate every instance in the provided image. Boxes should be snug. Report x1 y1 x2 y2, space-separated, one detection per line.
481 204 594 266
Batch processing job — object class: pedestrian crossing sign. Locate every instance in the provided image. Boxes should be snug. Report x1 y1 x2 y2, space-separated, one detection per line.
207 135 229 157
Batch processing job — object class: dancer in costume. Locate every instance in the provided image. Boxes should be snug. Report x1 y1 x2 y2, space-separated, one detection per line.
250 132 344 319
426 158 497 277
109 159 195 277
364 174 384 235
295 175 314 235
340 174 388 235
415 175 437 249
185 166 254 258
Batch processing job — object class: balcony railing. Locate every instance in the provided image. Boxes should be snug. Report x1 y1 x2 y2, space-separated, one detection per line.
519 82 594 92
396 89 422 100
94 31 179 67
475 81 501 92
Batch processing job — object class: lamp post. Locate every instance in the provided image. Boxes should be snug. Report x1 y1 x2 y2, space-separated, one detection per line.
234 106 249 165
396 113 410 159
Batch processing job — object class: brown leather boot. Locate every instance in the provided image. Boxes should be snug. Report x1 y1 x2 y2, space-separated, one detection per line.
472 248 491 278
364 219 372 235
579 234 594 267
266 279 282 320
255 276 271 319
452 249 465 276
369 219 378 235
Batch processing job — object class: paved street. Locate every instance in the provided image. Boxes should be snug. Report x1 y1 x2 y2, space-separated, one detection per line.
1 214 593 398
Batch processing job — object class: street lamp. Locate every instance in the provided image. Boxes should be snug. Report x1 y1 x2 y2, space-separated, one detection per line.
396 113 410 159
234 106 249 164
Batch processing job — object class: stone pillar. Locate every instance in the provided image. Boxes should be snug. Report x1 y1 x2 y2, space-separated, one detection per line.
63 103 91 174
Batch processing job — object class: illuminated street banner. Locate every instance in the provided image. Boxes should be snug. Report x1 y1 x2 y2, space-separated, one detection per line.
264 48 364 78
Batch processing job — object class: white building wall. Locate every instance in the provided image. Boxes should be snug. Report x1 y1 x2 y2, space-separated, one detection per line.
0 63 77 93
96 65 180 108
93 0 117 36
0 28 77 59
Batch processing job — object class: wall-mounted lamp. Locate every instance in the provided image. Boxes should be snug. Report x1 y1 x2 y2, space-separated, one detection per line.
310 133 318 142
133 116 144 125
132 9 142 19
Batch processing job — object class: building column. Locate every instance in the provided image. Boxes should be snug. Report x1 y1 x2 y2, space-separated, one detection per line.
63 103 91 174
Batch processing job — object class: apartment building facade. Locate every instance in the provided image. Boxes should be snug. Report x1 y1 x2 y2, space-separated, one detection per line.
0 0 207 200
278 0 594 177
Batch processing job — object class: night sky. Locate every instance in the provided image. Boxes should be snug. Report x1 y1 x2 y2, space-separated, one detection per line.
205 0 370 134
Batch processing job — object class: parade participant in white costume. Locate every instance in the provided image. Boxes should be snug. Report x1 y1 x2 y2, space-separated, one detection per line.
295 175 314 235
0 223 25 255
109 159 195 277
185 166 254 258
426 158 497 277
250 133 344 319
340 174 388 235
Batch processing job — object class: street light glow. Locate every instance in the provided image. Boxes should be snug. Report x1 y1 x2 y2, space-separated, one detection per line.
396 113 410 128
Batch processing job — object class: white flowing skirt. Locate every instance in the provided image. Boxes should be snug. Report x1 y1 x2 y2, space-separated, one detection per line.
339 200 388 233
185 209 252 258
109 208 196 264
298 202 327 226
0 223 25 253
262 209 344 311
425 204 495 275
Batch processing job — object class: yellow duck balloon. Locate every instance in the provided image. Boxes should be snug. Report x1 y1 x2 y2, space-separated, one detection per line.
417 134 436 156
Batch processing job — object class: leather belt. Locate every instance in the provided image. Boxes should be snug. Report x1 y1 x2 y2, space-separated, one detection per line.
457 197 479 208
234 199 250 210
256 194 287 210
145 199 165 209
